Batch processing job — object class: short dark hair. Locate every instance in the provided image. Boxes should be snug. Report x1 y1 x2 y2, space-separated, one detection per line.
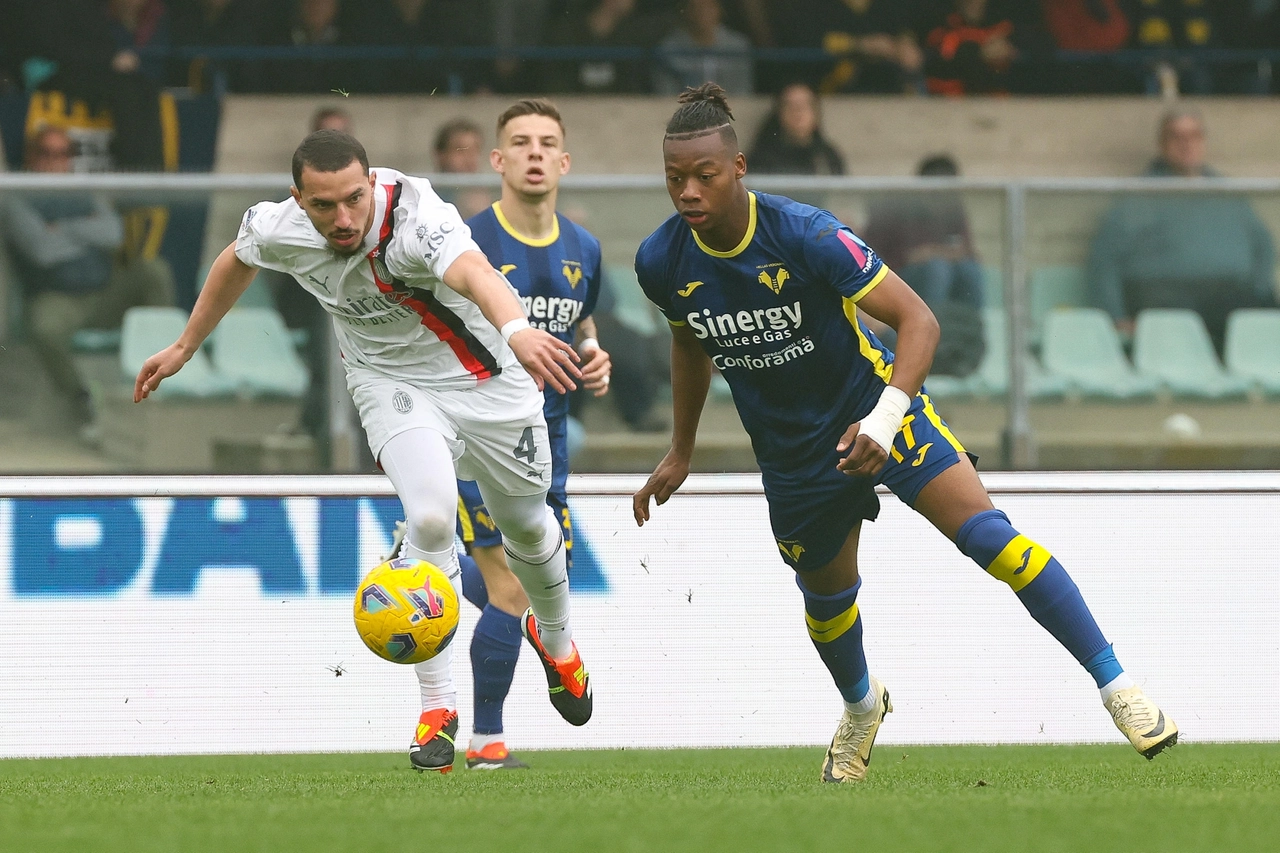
917 154 959 177
664 83 737 148
496 99 565 138
292 129 369 189
311 106 352 133
434 118 482 154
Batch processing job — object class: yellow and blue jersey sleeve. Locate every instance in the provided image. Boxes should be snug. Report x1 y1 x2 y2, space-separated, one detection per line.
634 221 685 326
802 213 888 303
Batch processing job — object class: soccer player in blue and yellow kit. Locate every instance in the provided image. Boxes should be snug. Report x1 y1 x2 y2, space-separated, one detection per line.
449 100 610 769
632 85 1177 783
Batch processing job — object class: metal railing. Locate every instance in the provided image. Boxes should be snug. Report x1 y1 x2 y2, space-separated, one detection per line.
4 172 1279 471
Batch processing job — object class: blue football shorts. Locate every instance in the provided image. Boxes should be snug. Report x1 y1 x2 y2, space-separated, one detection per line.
765 391 973 572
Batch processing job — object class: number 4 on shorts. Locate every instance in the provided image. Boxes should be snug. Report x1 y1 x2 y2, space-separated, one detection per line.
514 427 537 463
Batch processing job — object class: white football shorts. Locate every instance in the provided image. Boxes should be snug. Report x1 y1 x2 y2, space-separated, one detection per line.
348 363 551 497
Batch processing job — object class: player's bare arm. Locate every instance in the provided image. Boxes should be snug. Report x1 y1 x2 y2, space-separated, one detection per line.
441 249 581 394
633 322 711 525
575 315 612 397
133 241 257 402
835 270 940 478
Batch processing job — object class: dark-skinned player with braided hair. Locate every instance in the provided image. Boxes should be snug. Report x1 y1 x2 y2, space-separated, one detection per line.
631 84 1177 783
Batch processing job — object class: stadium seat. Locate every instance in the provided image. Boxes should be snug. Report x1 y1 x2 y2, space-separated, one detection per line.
927 308 1066 399
1224 308 1280 395
209 307 310 397
1041 308 1158 399
1133 309 1252 398
120 307 233 396
1029 265 1087 344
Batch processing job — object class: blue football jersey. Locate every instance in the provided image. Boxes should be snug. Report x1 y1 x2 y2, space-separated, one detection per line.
635 191 895 474
467 203 602 420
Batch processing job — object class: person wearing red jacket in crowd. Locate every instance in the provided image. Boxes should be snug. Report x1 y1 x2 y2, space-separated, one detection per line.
1040 0 1131 92
922 0 1047 96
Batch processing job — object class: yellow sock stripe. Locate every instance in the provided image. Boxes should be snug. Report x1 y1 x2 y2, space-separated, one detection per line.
842 297 895 384
919 393 966 454
456 496 475 545
986 535 1052 592
805 602 860 643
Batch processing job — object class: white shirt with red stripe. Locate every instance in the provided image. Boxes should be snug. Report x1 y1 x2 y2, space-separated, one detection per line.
235 167 517 389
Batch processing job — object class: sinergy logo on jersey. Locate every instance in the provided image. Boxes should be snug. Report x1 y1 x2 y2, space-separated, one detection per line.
686 300 816 371
521 294 584 334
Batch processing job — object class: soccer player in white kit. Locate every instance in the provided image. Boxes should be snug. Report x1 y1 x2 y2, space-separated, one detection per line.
134 131 593 774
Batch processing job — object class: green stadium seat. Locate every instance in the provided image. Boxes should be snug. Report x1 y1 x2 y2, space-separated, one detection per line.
606 264 660 336
120 307 233 397
1133 309 1252 398
926 308 1066 399
981 264 1004 309
1029 265 1087 344
1041 308 1159 399
210 307 310 397
1224 308 1280 395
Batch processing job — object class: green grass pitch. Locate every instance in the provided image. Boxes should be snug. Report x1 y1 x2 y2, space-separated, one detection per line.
2 744 1277 852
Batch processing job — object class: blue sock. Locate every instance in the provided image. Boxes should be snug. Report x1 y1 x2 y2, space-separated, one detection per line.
1083 644 1124 687
956 509 1117 686
797 576 870 704
470 604 522 736
459 552 488 610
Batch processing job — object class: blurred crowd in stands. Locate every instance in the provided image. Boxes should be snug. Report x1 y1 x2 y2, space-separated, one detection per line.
3 1 1280 99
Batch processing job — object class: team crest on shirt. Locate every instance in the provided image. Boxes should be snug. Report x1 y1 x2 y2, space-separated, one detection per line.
757 266 791 295
561 262 583 288
415 224 428 240
392 390 414 414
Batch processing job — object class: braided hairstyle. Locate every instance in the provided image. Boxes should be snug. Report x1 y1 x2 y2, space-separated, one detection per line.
664 83 738 148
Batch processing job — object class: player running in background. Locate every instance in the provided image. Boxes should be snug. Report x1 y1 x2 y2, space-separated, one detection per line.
452 99 610 770
632 85 1176 783
134 130 594 774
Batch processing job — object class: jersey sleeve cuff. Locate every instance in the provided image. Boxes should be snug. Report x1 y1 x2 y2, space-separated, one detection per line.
847 264 889 303
667 318 686 327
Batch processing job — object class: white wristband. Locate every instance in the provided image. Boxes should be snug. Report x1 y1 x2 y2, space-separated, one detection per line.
500 318 530 343
577 336 599 354
858 386 912 455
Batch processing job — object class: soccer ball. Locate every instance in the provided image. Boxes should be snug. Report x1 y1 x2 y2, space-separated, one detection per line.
353 558 459 664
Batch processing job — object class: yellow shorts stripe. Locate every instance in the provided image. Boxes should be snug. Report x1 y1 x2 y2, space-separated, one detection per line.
986 535 1051 592
456 496 475 545
919 393 966 454
805 602 860 644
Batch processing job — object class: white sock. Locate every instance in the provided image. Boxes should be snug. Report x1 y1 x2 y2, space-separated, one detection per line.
504 522 573 660
1100 672 1136 703
469 731 504 752
405 541 462 712
844 688 879 716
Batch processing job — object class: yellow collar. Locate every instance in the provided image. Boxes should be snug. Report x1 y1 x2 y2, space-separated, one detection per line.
492 201 560 247
691 192 757 259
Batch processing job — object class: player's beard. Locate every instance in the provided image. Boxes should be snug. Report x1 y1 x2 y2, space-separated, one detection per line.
328 230 363 255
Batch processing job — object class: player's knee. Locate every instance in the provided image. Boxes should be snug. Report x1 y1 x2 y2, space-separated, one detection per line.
501 506 561 564
955 508 1053 591
404 505 456 552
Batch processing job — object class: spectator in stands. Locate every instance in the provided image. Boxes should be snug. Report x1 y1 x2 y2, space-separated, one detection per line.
349 0 491 94
1129 0 1218 95
264 0 361 93
774 0 923 94
922 0 1047 96
546 0 660 93
433 118 492 219
654 0 754 94
747 83 844 175
169 0 270 92
861 153 986 377
1 126 175 427
107 0 171 84
311 105 353 133
1040 0 1133 93
1087 108 1276 354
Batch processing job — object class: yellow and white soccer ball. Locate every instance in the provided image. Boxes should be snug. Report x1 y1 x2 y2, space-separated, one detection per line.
353 558 460 664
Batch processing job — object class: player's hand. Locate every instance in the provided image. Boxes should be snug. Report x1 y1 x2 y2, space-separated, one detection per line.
133 343 192 402
836 422 889 478
508 327 581 394
633 450 690 526
578 339 612 398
